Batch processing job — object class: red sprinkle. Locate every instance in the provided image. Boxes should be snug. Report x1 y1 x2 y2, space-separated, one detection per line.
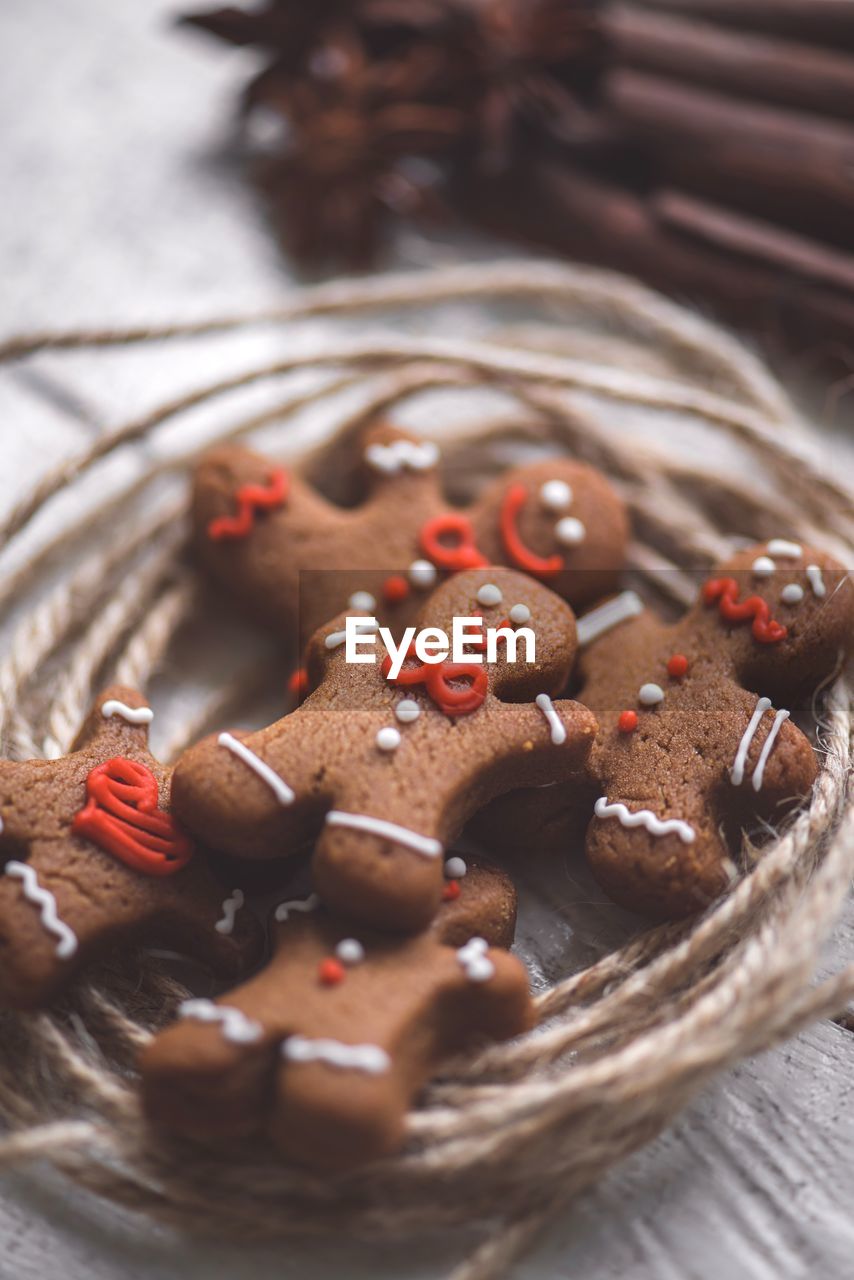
383 575 410 604
667 654 689 679
442 880 461 901
318 958 346 986
288 667 309 702
618 710 638 734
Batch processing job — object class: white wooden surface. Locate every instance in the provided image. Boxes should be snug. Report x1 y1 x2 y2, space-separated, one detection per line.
1 3 852 1277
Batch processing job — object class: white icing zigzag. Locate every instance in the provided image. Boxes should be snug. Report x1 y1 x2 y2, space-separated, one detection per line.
364 440 439 475
5 861 78 959
215 888 244 935
101 699 154 725
274 893 320 923
179 998 263 1044
282 1035 391 1074
593 798 696 845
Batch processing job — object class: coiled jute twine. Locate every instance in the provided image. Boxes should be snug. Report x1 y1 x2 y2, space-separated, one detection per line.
0 260 852 1279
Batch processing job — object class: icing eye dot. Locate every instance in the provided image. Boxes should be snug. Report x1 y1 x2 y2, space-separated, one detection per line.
394 699 420 724
476 583 503 607
618 710 638 733
348 591 376 612
409 560 437 589
376 727 401 752
540 479 573 511
335 938 365 966
781 583 804 604
752 556 775 577
444 856 468 879
318 957 346 986
555 516 586 547
509 603 531 624
667 654 689 678
638 682 665 706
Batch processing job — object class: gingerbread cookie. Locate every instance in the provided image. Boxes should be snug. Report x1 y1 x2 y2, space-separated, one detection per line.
141 861 532 1171
192 421 628 649
172 566 597 931
534 542 853 918
0 687 262 1008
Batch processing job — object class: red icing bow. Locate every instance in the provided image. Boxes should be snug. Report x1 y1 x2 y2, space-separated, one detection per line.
73 757 194 875
382 646 487 716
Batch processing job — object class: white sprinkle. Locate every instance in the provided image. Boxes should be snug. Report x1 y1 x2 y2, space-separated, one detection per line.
476 582 503 607
457 937 495 983
594 798 695 844
638 683 665 706
555 516 586 547
275 893 320 923
509 603 531 624
781 583 804 605
335 938 365 966
283 1036 390 1074
806 565 826 598
215 889 244 935
444 856 468 880
376 726 401 752
767 539 802 559
577 592 643 647
395 699 420 724
752 709 790 791
348 591 376 612
218 732 294 806
751 556 775 578
5 862 77 959
535 692 567 745
409 559 437 589
540 479 573 511
179 998 263 1045
325 811 443 858
325 617 378 649
101 699 153 726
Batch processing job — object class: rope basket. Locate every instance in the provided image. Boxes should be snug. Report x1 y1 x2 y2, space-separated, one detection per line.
0 261 852 1280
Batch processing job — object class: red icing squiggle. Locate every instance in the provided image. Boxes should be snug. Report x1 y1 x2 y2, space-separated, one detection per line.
500 485 563 578
419 513 488 572
72 758 194 875
382 646 487 716
208 468 289 541
702 578 787 644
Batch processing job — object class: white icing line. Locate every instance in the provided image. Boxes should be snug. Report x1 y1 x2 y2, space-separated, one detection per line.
535 693 566 745
283 1035 390 1074
101 699 153 725
5 861 78 959
364 440 439 474
752 709 790 792
457 937 494 983
325 811 443 858
325 617 378 649
806 565 826 598
767 539 802 558
577 592 643 647
179 998 263 1045
274 893 320 922
594 798 695 844
731 698 772 786
218 732 295 806
215 888 244 935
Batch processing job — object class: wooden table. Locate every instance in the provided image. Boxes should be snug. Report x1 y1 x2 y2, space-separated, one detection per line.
1 2 851 1276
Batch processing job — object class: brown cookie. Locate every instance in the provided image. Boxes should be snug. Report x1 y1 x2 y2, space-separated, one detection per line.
192 421 628 650
172 566 597 931
140 861 533 1172
487 541 853 919
0 686 262 1008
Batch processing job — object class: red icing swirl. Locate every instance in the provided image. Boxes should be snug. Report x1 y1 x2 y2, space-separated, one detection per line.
72 757 194 875
702 577 787 644
207 468 289 541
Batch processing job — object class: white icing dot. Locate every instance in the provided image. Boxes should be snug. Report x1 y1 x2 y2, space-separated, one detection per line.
348 591 376 612
555 516 586 547
638 682 665 706
751 556 775 578
335 938 365 966
409 560 437 589
540 479 573 511
476 582 503 607
395 699 420 724
509 603 531 624
444 856 468 879
781 583 804 604
376 727 401 752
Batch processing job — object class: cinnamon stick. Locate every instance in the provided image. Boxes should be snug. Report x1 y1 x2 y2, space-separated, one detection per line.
639 0 854 49
603 5 854 119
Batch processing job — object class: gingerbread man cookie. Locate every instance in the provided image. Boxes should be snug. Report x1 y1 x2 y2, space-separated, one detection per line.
172 567 597 931
575 541 853 918
141 861 532 1171
192 421 628 649
0 686 262 1008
